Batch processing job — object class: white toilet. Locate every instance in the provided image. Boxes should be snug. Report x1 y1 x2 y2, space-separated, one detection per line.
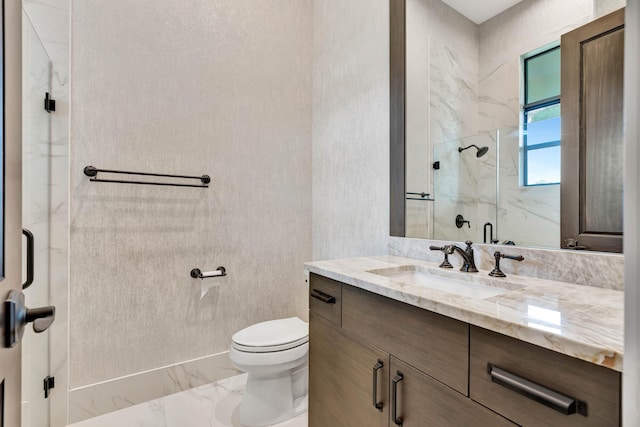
229 317 309 427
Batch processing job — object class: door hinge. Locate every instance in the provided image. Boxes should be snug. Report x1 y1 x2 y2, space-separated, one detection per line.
43 376 55 399
44 92 56 113
433 161 440 170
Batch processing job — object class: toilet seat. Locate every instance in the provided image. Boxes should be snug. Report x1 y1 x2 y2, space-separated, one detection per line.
232 317 309 353
229 316 309 426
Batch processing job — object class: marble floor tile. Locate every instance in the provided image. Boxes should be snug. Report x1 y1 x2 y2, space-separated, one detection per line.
66 373 308 427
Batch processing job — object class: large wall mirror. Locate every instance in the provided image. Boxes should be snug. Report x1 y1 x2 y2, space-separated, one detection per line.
390 0 626 253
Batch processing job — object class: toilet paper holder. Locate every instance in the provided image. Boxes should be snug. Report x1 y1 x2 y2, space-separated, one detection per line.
190 266 226 279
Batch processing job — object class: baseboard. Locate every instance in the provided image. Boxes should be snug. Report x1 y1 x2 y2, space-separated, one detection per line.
68 351 240 424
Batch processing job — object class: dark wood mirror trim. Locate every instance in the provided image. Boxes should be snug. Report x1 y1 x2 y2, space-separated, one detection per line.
390 0 406 237
561 8 624 253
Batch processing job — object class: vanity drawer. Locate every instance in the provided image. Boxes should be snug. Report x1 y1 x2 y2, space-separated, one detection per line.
469 326 620 427
309 273 342 326
342 285 468 394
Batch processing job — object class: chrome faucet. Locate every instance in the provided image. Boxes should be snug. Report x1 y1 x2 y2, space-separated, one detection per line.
430 240 478 272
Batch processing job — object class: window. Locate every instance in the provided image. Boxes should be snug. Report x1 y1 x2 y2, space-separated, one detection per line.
522 46 561 186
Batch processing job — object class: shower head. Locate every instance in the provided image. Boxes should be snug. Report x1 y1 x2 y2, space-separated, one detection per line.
458 144 489 158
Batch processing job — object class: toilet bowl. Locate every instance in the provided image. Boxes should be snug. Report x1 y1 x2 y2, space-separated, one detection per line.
229 317 309 427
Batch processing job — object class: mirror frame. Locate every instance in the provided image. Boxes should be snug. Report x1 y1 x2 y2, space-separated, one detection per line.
390 0 406 237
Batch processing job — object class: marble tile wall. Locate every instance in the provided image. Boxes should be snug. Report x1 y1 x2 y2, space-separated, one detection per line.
68 373 307 427
389 236 624 290
405 0 479 239
69 0 312 407
478 0 594 132
497 126 560 247
68 352 240 423
594 0 627 16
311 0 390 260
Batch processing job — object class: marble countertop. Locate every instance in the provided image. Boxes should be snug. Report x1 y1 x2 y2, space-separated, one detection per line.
304 255 624 372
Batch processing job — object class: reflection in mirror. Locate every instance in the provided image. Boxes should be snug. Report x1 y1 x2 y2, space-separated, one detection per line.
426 132 497 243
396 0 626 251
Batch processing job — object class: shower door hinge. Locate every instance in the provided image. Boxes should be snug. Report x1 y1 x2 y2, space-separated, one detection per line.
433 161 440 170
43 376 55 399
44 92 56 113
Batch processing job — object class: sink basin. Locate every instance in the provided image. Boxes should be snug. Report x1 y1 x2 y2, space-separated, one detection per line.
367 265 523 299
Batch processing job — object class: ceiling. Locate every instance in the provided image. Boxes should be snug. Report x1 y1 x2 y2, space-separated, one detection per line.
441 0 525 24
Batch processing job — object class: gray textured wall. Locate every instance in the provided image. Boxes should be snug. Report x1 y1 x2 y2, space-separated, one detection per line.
69 0 312 388
312 0 390 260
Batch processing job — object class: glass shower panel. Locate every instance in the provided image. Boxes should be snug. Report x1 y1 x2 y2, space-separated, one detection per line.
21 13 52 427
432 132 497 244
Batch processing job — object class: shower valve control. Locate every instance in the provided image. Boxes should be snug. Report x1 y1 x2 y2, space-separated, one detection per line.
455 214 470 229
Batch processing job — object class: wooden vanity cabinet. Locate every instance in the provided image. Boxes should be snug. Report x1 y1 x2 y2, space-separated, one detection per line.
309 273 515 426
308 273 621 426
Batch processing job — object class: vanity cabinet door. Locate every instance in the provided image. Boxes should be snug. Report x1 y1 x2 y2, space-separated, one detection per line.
389 357 516 426
469 326 621 426
309 312 389 427
342 285 469 394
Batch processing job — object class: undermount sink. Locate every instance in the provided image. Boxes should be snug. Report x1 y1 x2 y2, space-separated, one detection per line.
367 265 523 299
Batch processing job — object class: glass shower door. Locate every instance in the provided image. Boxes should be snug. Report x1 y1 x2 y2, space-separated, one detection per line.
432 132 498 243
21 13 53 427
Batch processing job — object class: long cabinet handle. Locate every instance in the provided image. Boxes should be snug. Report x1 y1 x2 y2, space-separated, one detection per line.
487 364 587 416
22 229 34 290
372 360 384 411
310 289 336 304
392 371 404 426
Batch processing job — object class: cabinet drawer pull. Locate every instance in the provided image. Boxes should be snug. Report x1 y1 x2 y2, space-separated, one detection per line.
392 371 403 426
487 364 587 416
311 289 336 304
372 360 384 411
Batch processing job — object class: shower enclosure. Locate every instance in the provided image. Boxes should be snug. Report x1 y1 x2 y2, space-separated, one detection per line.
432 131 498 243
420 125 560 248
22 13 54 427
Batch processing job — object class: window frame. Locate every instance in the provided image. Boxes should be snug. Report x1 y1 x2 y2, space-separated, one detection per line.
522 46 561 187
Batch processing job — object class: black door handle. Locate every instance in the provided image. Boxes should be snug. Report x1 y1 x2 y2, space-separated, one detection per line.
4 290 56 348
26 306 56 333
22 229 34 289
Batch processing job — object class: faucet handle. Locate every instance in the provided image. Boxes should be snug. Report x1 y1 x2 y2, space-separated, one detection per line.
489 251 524 277
429 245 454 268
465 240 474 249
501 253 524 261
